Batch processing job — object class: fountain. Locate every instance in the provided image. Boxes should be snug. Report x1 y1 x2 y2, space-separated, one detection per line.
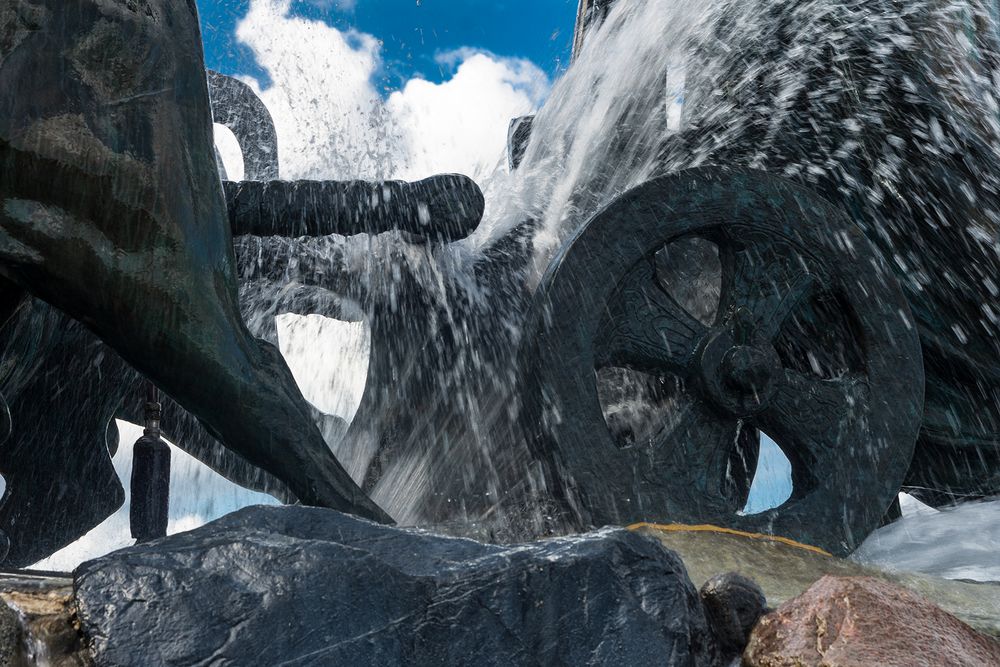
0 0 999 663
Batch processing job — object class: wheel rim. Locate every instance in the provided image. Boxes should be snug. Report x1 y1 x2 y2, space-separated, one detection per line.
521 167 924 556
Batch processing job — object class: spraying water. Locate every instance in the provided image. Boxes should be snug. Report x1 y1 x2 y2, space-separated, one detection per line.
230 0 1000 530
41 0 1000 575
854 494 1000 580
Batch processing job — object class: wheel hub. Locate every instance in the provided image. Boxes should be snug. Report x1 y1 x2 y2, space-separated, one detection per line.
698 330 781 417
722 345 774 393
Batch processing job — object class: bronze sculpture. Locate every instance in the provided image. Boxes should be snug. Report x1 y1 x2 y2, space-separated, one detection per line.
567 0 1000 508
0 0 391 565
1 0 996 565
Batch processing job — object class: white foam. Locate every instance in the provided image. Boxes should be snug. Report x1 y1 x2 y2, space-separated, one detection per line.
854 495 1000 582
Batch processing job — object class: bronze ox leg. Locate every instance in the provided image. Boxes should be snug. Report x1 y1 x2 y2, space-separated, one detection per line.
0 300 129 566
0 0 389 524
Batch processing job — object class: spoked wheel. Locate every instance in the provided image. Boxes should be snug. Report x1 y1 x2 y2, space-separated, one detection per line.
521 168 924 556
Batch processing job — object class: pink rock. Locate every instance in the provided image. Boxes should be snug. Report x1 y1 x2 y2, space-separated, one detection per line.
744 575 1000 666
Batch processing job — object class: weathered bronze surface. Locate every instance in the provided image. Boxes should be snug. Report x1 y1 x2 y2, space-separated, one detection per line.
671 0 1000 506
572 0 616 59
1 0 994 568
519 169 925 556
207 70 279 181
0 0 390 560
571 0 1000 507
0 0 492 566
231 218 538 530
0 301 129 566
223 175 483 241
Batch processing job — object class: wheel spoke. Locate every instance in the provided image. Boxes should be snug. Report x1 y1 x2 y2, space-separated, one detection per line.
718 242 816 341
595 260 708 375
639 399 752 515
757 369 871 493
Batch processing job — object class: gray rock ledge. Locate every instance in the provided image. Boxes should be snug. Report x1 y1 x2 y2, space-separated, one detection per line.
74 506 719 667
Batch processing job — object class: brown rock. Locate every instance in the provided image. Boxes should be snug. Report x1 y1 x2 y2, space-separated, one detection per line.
743 575 1000 667
0 598 22 666
0 573 91 666
634 524 1000 638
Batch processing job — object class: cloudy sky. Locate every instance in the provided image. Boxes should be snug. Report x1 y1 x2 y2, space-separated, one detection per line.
205 0 574 182
200 0 577 86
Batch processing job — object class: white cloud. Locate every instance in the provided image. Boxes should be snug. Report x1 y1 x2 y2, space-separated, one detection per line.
229 0 550 183
388 50 548 182
234 0 402 180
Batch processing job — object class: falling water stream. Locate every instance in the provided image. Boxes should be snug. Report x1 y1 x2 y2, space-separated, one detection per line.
35 0 1000 582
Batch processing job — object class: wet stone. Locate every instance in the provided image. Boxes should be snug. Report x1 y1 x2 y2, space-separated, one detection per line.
635 524 1000 638
699 572 768 661
0 572 90 666
0 599 20 666
74 505 721 667
744 576 1000 667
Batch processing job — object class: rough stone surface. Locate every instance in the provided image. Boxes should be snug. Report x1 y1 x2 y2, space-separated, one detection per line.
699 573 767 661
74 506 719 667
0 598 20 666
637 525 1000 637
0 572 90 666
743 575 1000 667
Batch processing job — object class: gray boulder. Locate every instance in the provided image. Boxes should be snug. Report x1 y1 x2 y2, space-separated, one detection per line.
74 506 719 666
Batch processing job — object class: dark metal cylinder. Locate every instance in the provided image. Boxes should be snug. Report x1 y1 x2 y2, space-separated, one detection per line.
130 383 171 543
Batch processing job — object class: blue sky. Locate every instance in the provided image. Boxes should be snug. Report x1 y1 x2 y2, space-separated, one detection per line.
198 0 578 90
